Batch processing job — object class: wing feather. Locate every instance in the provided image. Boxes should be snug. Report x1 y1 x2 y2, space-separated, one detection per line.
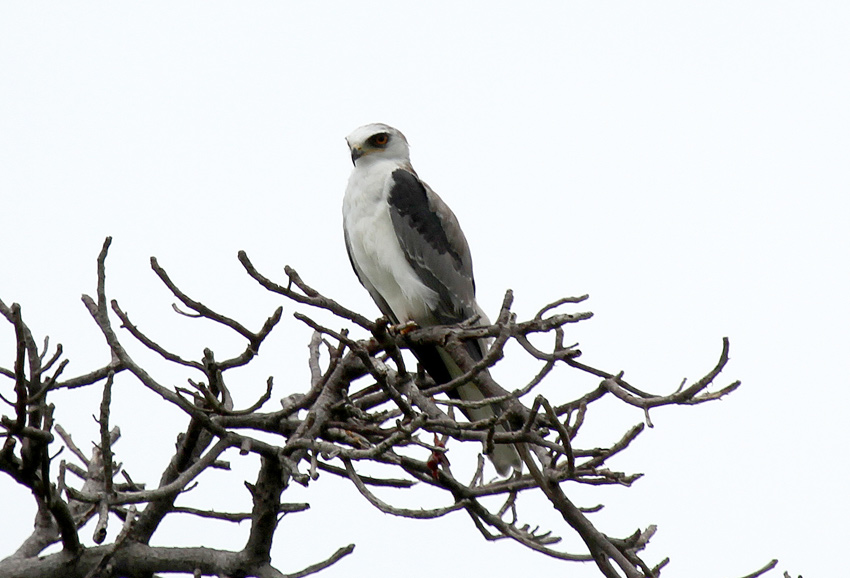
387 169 478 326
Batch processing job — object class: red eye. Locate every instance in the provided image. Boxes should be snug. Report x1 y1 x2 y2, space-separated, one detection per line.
372 133 389 146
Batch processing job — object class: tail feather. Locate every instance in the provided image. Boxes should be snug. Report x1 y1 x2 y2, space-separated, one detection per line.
410 340 522 476
491 426 523 476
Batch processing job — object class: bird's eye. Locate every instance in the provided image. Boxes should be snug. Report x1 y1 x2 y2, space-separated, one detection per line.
370 133 389 147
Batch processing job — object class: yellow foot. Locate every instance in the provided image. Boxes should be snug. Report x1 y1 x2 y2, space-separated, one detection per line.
391 320 419 335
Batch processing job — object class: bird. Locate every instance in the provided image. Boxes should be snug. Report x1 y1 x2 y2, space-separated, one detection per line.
342 123 521 475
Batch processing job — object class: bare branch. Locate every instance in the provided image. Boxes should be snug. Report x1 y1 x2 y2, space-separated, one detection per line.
282 544 356 578
150 256 256 341
342 458 464 519
238 251 375 331
739 559 780 578
1 238 752 578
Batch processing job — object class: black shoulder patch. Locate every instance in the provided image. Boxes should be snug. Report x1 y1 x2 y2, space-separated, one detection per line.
388 169 462 264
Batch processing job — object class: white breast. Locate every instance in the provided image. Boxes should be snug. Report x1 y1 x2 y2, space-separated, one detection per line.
343 160 438 323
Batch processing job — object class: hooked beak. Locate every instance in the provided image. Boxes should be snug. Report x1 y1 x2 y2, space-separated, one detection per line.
350 147 363 166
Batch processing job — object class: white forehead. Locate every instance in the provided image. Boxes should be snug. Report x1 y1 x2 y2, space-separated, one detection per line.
345 123 408 146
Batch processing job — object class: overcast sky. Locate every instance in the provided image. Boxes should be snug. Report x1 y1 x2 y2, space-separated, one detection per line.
1 3 847 577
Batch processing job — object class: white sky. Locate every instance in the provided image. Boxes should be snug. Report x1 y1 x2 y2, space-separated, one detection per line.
1 3 848 577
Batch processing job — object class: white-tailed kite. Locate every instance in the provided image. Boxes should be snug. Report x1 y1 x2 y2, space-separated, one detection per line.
342 123 521 475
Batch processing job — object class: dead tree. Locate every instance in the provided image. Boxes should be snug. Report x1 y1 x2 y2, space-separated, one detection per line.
0 237 778 578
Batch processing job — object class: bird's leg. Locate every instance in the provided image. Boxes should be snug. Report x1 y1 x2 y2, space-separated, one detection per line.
426 434 450 479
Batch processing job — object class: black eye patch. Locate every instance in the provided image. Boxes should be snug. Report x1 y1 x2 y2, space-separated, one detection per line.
369 133 390 147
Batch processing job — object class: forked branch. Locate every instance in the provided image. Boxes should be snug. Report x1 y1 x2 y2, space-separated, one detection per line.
0 240 781 578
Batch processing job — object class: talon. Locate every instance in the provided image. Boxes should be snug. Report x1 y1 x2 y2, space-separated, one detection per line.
392 321 419 335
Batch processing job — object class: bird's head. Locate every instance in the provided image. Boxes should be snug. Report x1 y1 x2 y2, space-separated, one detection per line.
346 123 410 167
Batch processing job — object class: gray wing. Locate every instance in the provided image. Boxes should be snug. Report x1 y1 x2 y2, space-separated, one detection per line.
343 227 398 323
386 169 518 474
387 168 478 325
